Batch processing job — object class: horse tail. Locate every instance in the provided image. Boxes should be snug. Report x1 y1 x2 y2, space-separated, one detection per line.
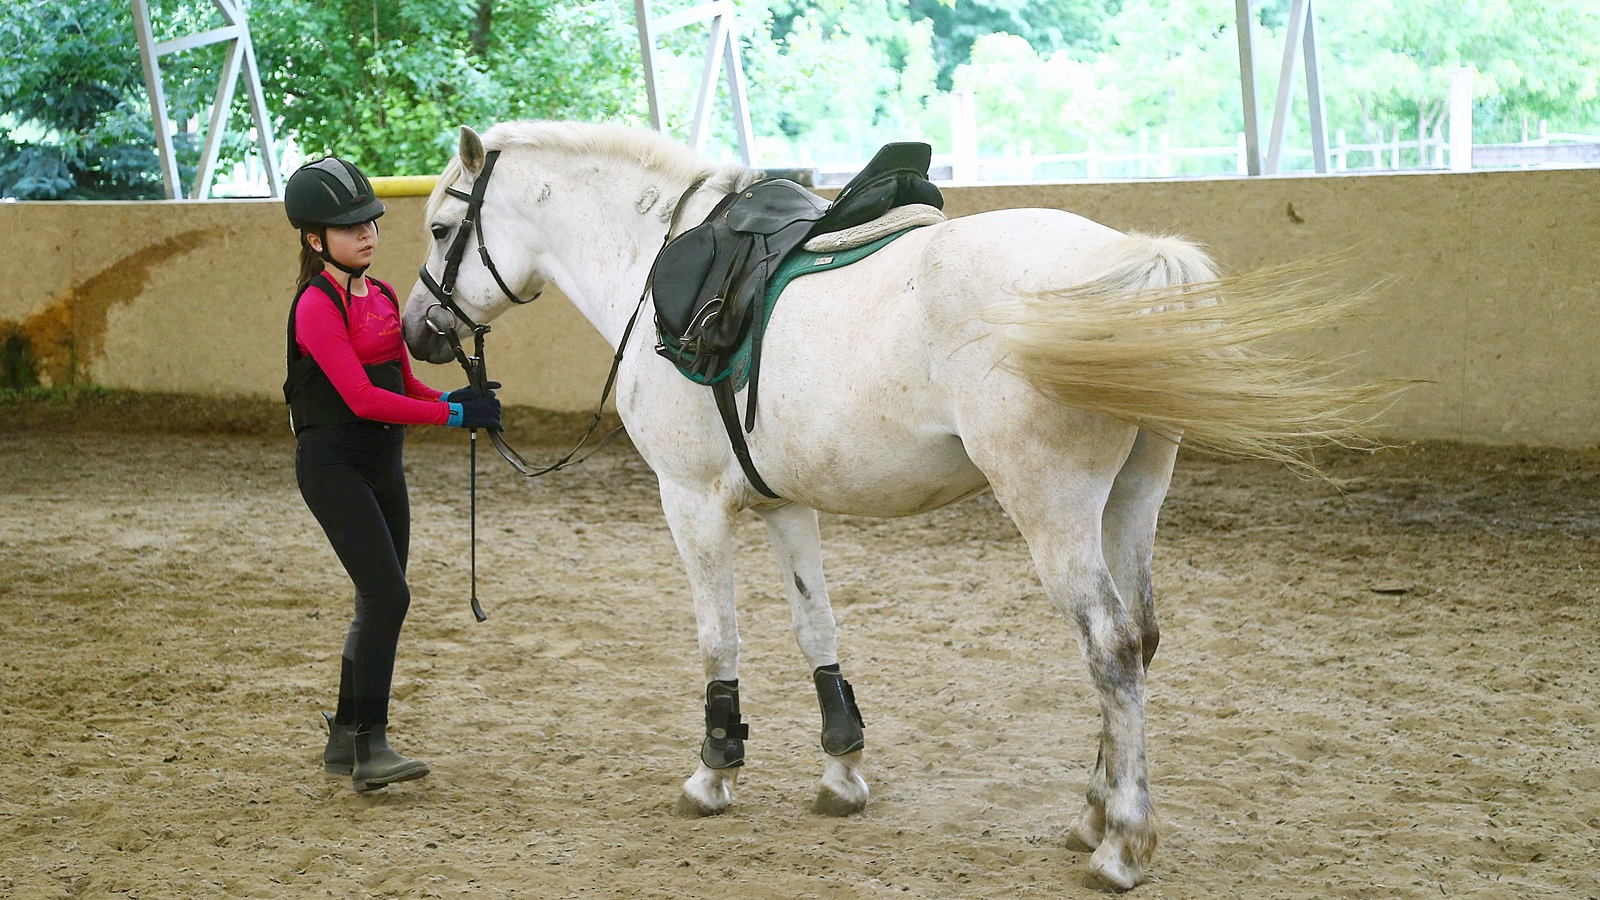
982 232 1399 474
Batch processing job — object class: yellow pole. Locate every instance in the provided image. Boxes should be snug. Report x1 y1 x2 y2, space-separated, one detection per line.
369 175 438 197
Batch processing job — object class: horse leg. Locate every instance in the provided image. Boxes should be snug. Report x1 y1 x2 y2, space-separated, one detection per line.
962 406 1155 891
1065 429 1178 860
756 503 869 816
657 479 746 818
1012 492 1155 892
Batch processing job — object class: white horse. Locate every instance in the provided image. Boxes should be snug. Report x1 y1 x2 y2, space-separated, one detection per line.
403 121 1379 891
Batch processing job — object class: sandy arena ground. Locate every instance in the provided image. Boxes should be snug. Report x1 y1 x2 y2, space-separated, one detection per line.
1 398 1597 898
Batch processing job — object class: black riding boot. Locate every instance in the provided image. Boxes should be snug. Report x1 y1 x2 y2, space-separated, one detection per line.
322 712 356 775
351 723 430 792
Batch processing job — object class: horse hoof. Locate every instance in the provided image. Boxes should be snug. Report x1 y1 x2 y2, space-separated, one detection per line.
1083 844 1145 893
1065 807 1106 852
1082 866 1141 893
672 791 728 818
1064 831 1099 853
811 786 867 817
813 759 868 817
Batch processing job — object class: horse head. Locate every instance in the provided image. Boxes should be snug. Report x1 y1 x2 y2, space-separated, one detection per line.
404 125 548 365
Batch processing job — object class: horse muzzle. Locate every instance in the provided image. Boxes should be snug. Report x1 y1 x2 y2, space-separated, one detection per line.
403 304 461 364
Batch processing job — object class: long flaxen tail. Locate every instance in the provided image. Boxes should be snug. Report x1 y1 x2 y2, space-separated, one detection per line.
983 232 1400 474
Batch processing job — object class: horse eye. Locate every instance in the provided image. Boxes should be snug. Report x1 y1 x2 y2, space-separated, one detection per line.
430 223 450 241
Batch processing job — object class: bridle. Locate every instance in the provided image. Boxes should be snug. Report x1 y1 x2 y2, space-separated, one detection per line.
418 150 533 327
417 148 625 482
415 146 708 620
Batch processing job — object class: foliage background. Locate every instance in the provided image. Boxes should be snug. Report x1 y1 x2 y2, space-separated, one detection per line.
2 0 1598 198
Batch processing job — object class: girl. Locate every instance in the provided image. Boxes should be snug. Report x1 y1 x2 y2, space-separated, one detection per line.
282 156 500 791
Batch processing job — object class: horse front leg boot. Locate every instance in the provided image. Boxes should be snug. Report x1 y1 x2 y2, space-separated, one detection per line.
351 723 430 792
813 665 865 755
699 680 749 769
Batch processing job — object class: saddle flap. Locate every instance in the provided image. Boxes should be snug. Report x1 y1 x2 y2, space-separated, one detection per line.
725 180 828 234
652 220 720 337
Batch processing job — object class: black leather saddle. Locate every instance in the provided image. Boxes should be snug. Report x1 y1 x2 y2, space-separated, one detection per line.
653 178 828 383
648 141 943 498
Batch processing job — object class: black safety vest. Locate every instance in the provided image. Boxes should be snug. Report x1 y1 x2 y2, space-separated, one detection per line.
283 273 406 434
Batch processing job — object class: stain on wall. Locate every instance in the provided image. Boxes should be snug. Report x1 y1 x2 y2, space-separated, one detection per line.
0 230 212 387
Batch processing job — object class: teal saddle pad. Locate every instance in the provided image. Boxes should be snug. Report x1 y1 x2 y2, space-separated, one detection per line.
659 226 923 389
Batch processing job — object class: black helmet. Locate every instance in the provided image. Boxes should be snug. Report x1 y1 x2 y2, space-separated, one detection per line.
284 157 386 230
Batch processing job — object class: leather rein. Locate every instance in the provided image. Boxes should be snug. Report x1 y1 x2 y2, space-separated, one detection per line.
416 149 707 478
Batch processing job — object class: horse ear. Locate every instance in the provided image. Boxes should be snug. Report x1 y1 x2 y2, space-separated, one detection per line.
459 126 486 176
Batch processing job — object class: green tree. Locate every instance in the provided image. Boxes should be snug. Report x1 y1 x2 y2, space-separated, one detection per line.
0 0 646 198
906 0 1119 90
0 3 180 199
1096 0 1246 149
6 0 1600 195
249 0 644 175
736 0 941 163
953 33 1131 158
1322 0 1600 146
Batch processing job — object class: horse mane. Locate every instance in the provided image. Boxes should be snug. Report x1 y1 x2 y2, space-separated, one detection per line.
425 121 758 224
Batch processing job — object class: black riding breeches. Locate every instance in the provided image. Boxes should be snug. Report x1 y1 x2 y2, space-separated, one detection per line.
296 424 411 725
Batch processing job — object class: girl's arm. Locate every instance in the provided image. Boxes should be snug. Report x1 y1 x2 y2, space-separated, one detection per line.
296 288 451 426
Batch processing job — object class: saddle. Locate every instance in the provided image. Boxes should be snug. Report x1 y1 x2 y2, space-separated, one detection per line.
649 142 944 498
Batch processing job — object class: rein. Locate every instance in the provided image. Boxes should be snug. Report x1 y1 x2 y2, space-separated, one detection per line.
415 153 708 617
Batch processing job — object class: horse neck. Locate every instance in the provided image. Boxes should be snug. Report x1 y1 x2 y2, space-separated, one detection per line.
529 157 707 349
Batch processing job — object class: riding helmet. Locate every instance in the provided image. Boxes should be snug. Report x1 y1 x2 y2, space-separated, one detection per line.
284 157 386 230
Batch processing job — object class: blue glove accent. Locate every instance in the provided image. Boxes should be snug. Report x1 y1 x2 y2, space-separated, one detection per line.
447 402 464 427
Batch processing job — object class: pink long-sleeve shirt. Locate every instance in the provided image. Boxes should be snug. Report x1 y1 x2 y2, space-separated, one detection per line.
295 276 450 426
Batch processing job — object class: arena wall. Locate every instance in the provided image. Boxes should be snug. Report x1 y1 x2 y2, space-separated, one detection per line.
2 168 1597 446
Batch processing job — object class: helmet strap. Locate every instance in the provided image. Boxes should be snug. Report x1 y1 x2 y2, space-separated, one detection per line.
316 227 370 279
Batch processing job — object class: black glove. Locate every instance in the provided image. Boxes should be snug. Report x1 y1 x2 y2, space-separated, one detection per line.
444 381 500 403
456 396 503 431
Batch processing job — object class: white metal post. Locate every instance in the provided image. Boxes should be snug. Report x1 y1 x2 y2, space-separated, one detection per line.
688 11 729 151
720 14 754 165
131 0 182 198
635 0 664 129
634 0 754 164
1264 0 1308 174
950 90 979 182
1302 0 1330 173
1241 0 1328 176
130 0 282 199
1234 0 1263 176
193 32 245 199
229 0 283 197
1449 67 1474 172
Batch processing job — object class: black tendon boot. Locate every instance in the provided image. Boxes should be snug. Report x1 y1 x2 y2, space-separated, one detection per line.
351 724 430 792
813 665 865 756
700 680 749 769
322 712 356 775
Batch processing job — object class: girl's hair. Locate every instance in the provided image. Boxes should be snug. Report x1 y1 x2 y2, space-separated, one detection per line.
296 232 324 292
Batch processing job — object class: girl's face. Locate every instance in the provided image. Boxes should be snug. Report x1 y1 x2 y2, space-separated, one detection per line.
313 220 378 270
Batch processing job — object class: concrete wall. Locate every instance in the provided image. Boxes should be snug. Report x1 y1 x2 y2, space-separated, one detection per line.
3 168 1597 446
